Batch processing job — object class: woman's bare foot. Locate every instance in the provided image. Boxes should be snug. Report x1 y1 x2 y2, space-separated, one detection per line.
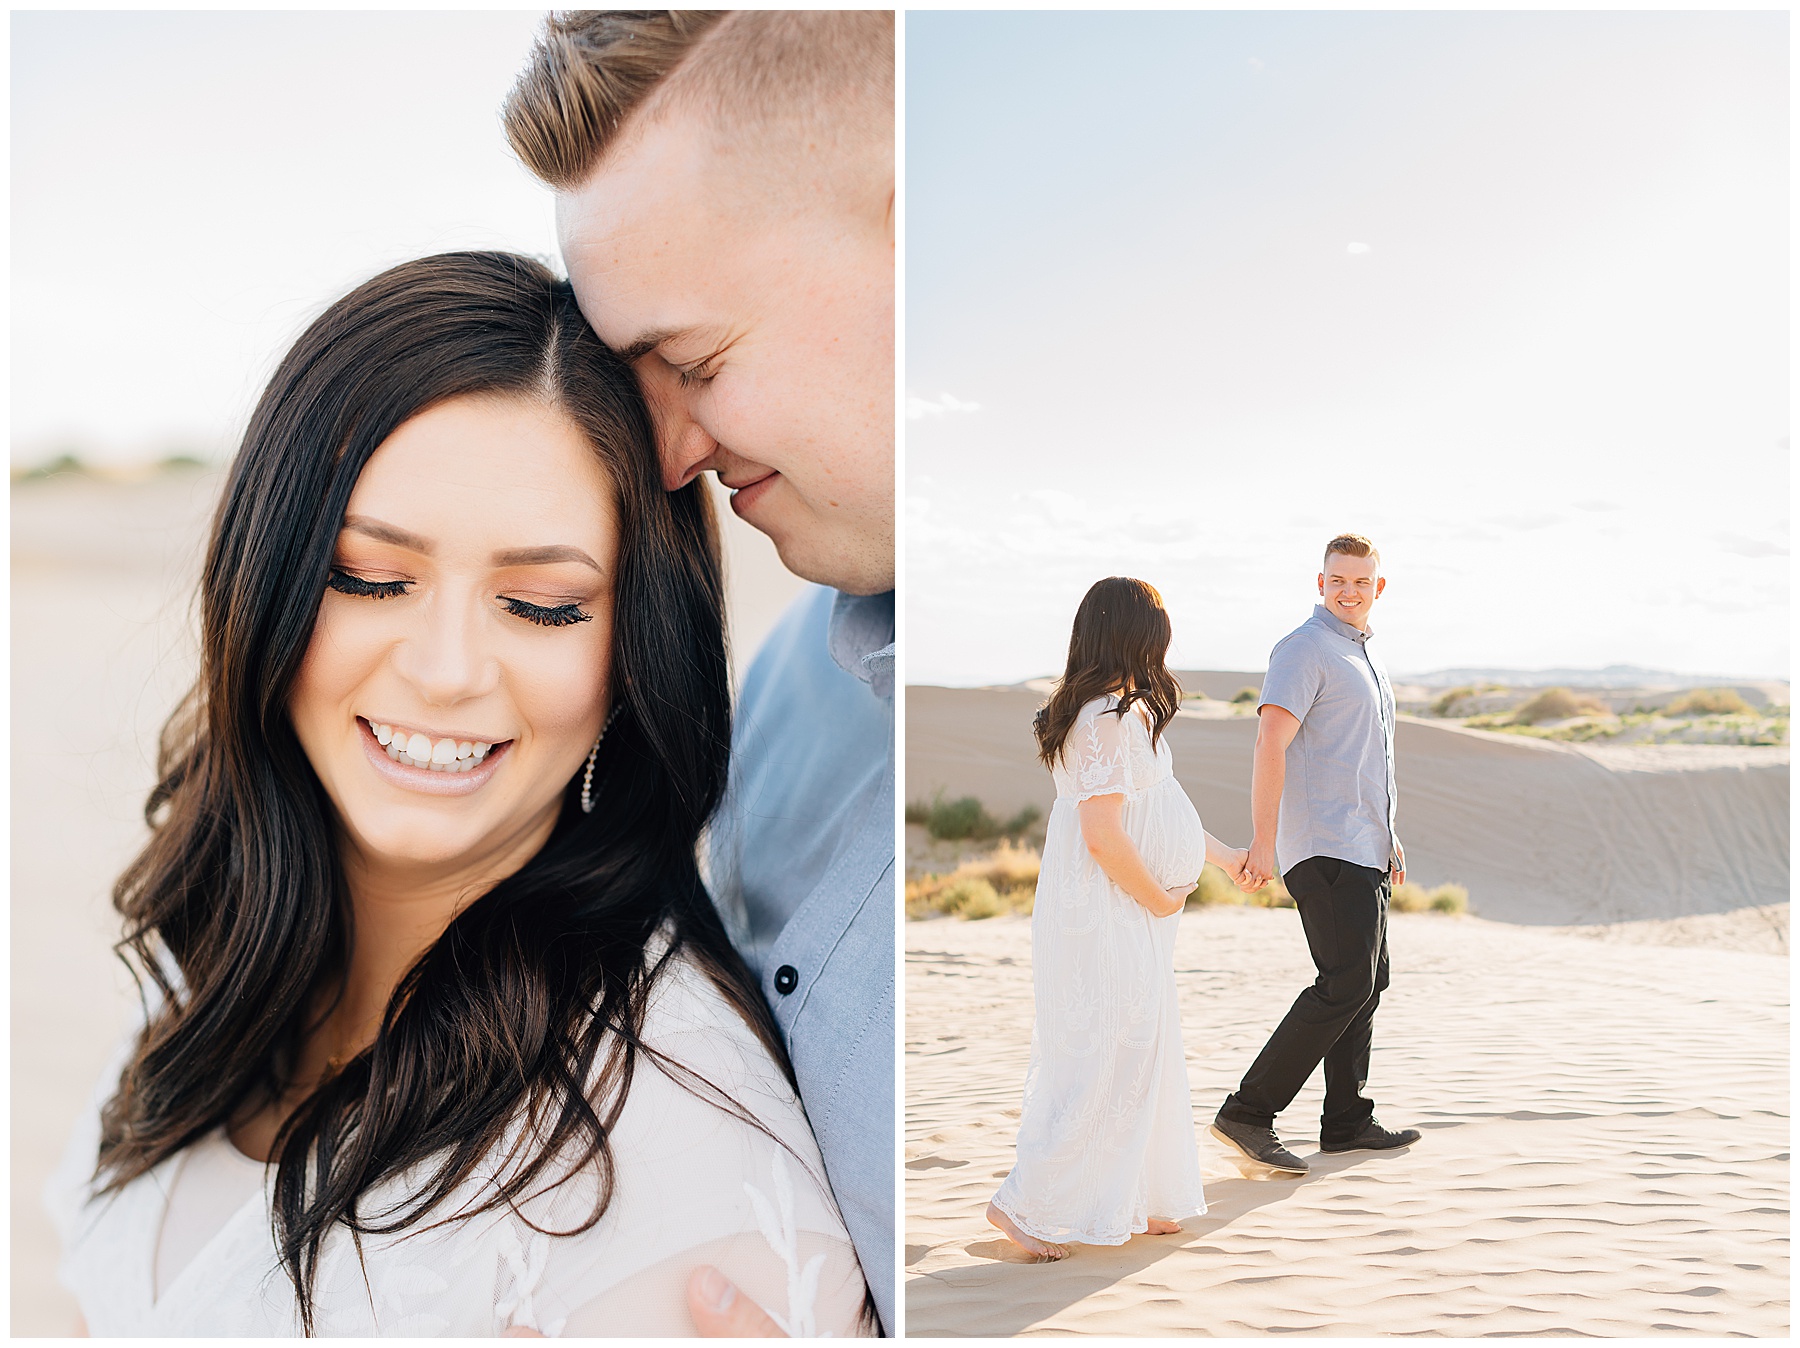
1146 1217 1182 1235
986 1201 1068 1260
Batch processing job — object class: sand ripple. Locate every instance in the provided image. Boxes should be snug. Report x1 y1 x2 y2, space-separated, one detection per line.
906 909 1788 1336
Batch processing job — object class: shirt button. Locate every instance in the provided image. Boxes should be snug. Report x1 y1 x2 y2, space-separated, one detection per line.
773 965 799 995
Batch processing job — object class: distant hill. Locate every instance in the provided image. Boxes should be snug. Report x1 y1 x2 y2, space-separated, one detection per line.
1402 665 1789 692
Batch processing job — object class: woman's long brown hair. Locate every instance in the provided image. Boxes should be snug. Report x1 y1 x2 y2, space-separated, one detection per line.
93 252 788 1331
1033 576 1183 767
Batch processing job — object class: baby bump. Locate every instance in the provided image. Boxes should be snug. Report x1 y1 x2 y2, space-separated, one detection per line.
1125 782 1205 889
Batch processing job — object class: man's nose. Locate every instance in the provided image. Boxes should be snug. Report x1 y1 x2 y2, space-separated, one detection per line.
638 361 720 490
658 414 720 491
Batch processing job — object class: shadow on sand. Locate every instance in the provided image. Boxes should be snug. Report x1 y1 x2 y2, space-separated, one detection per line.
907 1149 1411 1336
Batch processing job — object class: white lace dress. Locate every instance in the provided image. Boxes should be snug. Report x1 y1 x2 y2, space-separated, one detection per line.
45 950 869 1336
992 694 1208 1244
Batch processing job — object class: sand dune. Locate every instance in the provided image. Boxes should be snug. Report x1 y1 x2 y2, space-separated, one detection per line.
905 910 1789 1337
906 685 1789 929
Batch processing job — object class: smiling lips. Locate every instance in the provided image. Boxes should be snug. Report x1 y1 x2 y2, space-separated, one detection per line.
357 717 510 794
724 470 778 517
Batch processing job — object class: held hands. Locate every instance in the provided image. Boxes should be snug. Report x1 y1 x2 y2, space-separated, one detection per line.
1240 838 1277 893
1390 839 1406 887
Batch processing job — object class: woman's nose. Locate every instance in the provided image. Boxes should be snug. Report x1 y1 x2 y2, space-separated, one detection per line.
393 595 498 705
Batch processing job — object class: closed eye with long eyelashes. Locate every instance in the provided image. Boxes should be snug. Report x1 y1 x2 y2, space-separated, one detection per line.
327 568 410 599
500 596 593 627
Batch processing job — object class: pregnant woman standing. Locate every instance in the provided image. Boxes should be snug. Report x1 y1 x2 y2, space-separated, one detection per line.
988 577 1249 1260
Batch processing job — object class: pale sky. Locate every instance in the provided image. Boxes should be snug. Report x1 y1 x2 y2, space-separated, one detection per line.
906 11 1788 684
12 11 558 464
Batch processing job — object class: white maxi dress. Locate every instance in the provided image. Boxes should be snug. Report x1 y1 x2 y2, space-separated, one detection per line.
992 694 1207 1244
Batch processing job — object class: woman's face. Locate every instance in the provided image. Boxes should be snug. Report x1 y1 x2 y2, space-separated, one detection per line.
289 393 618 882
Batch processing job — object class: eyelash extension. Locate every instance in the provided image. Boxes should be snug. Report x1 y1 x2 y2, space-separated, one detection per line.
327 568 411 599
500 596 593 628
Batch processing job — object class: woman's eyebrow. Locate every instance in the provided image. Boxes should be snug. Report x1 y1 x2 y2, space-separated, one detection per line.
493 544 604 573
344 515 433 552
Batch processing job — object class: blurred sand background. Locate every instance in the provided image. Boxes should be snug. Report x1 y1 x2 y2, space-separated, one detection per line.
904 683 1788 1334
10 466 805 1336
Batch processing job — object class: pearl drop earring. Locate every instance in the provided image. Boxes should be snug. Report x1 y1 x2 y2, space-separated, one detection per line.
580 703 624 815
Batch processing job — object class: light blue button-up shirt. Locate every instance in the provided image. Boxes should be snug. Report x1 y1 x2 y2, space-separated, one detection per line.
1258 604 1398 878
707 585 894 1332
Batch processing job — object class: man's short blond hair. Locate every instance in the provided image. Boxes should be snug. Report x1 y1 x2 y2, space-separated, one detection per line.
1323 533 1381 573
504 10 893 192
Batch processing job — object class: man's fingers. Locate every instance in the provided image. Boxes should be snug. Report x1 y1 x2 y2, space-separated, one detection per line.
688 1265 787 1338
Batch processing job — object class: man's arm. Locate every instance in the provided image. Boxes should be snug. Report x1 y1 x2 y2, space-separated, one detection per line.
1244 704 1301 889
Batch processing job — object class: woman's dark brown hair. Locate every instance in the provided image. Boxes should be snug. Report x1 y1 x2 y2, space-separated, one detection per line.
1033 576 1183 768
94 251 782 1330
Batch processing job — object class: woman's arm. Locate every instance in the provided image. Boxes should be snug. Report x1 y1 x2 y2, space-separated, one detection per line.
1076 793 1190 917
1204 831 1249 883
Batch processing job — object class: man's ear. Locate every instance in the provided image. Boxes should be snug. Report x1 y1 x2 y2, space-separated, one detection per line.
1375 576 1387 598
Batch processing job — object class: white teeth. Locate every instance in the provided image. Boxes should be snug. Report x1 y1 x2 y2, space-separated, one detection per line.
370 721 499 771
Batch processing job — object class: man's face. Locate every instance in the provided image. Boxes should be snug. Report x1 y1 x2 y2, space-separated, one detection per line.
1317 551 1385 630
556 110 894 595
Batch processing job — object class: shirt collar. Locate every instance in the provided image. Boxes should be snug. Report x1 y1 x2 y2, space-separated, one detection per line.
828 589 895 700
1311 602 1375 645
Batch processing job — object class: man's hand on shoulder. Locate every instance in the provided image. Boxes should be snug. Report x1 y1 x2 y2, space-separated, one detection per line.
689 1265 787 1337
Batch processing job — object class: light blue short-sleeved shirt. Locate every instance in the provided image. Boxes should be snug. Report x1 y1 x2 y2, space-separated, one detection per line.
1258 604 1398 878
707 585 894 1333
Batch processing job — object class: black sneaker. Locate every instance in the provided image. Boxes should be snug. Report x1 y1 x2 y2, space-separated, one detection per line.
1319 1120 1421 1154
1209 1118 1308 1174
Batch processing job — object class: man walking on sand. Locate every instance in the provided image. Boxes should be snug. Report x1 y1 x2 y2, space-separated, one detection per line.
504 11 894 1334
1211 535 1421 1175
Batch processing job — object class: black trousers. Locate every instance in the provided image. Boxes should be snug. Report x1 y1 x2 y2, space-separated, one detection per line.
1218 855 1390 1144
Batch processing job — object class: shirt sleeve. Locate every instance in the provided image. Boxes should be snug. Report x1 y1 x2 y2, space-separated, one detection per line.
1258 635 1325 725
1066 699 1134 803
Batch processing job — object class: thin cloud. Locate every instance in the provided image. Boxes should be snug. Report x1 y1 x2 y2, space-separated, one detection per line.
907 391 983 421
1715 532 1788 559
1346 241 1372 256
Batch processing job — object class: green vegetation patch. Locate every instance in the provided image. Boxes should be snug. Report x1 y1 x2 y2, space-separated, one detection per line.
906 791 1042 842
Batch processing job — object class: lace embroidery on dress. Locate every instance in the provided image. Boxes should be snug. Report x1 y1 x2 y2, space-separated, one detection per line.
743 1149 828 1337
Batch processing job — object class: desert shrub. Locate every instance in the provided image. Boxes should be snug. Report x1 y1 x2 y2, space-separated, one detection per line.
942 877 1005 920
1391 881 1469 914
1186 862 1246 907
1001 804 1043 836
1665 687 1753 716
1184 689 1210 702
1232 686 1260 704
1429 884 1469 914
1390 882 1430 913
1245 875 1294 908
1513 687 1608 725
925 795 992 839
906 842 1041 919
1431 685 1476 717
916 792 1042 841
